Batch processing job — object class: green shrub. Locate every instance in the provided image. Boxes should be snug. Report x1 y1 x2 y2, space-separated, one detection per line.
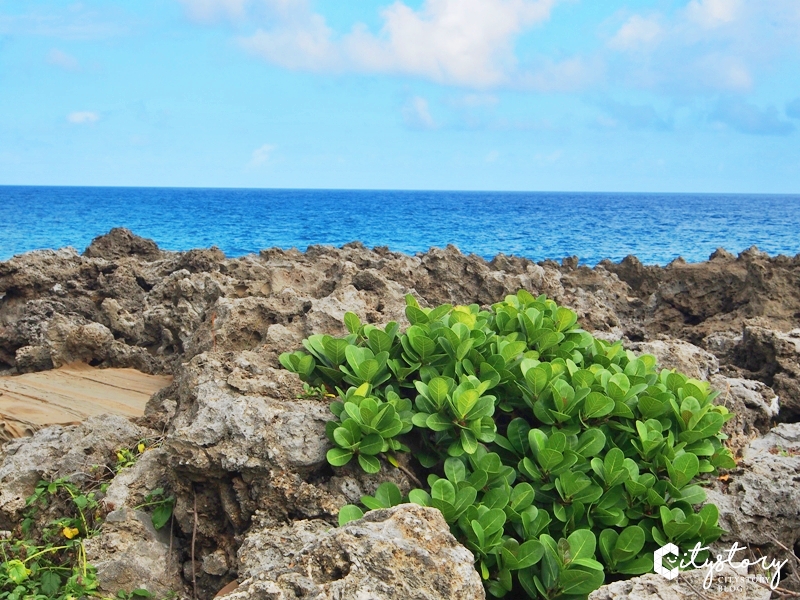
280 291 735 599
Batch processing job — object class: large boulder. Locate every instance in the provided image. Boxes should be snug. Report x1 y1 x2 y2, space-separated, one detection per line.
84 507 185 598
84 447 185 596
83 228 162 261
228 504 485 600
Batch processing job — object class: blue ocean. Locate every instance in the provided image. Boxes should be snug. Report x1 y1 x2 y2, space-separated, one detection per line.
1 186 799 265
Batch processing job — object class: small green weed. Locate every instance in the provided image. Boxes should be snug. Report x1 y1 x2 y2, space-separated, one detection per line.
0 478 103 599
296 382 334 400
133 489 174 531
1 436 176 599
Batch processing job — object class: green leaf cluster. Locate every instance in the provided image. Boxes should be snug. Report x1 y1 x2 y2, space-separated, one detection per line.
0 478 102 600
280 291 735 599
1 467 176 599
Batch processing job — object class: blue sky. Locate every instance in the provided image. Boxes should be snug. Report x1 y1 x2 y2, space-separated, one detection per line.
1 0 799 192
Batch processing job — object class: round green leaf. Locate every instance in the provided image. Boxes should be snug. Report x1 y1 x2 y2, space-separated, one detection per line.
338 504 364 526
326 447 353 467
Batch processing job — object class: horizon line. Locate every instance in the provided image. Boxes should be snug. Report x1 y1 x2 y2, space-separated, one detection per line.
1 184 800 197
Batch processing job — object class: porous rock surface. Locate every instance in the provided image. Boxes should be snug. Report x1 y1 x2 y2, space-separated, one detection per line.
229 504 484 599
707 423 800 553
588 563 772 600
1 230 799 598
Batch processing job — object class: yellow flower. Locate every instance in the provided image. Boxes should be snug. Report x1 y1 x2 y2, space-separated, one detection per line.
138 442 146 453
62 526 80 539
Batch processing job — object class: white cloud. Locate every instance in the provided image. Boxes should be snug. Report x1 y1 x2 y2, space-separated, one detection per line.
47 48 79 70
67 111 99 124
402 96 436 129
231 0 561 88
686 0 741 28
240 13 338 71
602 1 798 93
343 0 558 87
485 150 500 162
249 143 276 166
179 0 800 97
608 15 662 51
177 0 249 23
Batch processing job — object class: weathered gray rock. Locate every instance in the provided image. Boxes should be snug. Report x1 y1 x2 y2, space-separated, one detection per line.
83 227 162 261
629 339 719 381
82 445 185 596
102 447 170 512
0 414 153 528
589 563 771 600
707 423 800 562
709 375 780 455
229 504 485 600
47 316 114 367
84 507 185 597
13 344 53 372
704 330 742 362
5 233 800 599
735 326 800 418
164 358 331 475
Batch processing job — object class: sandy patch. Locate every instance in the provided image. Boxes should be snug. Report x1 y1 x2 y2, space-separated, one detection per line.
0 363 171 441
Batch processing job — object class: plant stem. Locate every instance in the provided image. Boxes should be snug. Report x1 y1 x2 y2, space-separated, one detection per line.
23 545 70 563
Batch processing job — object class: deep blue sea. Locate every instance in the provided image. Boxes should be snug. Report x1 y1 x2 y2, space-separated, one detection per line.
1 186 799 265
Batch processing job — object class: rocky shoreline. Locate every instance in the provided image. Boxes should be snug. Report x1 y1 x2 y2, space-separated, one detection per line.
1 228 799 599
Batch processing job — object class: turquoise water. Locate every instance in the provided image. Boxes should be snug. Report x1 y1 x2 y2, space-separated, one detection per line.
1 186 799 265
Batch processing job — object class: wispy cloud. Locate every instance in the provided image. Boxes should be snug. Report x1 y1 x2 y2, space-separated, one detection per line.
240 12 338 71
402 96 436 129
67 111 99 124
604 0 800 94
47 48 79 70
710 99 794 135
608 15 662 51
178 0 800 101
249 143 276 166
0 8 131 40
184 0 566 89
177 0 250 23
685 0 742 28
340 0 558 87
